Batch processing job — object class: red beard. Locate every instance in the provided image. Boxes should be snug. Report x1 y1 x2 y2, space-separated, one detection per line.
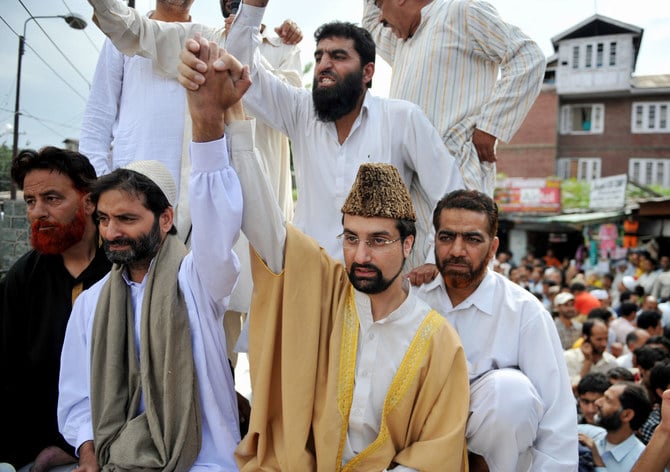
31 202 87 255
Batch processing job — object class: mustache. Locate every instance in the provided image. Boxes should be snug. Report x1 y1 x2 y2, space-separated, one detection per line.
103 237 135 247
441 256 470 266
350 262 381 273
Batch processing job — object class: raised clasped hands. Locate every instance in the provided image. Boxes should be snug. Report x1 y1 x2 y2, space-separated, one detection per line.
178 33 252 140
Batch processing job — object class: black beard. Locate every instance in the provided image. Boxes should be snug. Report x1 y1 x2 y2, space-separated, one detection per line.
436 253 489 290
347 261 404 295
103 217 163 266
312 68 364 122
596 409 623 431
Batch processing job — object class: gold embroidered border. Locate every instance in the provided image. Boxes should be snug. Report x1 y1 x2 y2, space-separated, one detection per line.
342 310 445 471
335 285 360 470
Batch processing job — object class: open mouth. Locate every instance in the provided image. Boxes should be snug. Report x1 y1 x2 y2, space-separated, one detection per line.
318 73 337 87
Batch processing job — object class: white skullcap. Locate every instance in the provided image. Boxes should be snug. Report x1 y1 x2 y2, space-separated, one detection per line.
123 160 177 207
622 275 637 292
554 292 575 306
591 289 609 300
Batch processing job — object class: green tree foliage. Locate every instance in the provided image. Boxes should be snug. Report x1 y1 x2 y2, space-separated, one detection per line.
561 178 590 210
0 142 13 192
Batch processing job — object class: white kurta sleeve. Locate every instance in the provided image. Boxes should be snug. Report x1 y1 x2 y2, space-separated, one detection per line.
187 136 242 303
58 286 101 452
225 4 304 138
463 1 545 142
361 0 397 64
79 39 123 177
228 119 286 274
86 0 216 76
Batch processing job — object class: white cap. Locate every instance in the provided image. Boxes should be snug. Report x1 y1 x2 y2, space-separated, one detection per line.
591 289 609 300
123 160 177 207
554 292 575 306
622 275 637 291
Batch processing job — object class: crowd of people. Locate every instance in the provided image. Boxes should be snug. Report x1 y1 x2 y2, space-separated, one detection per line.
495 246 670 470
1 0 668 471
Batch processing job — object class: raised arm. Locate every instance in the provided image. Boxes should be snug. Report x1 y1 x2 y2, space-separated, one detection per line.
182 37 285 273
632 389 670 472
361 0 398 64
222 2 307 138
86 0 214 76
465 1 544 145
183 38 247 301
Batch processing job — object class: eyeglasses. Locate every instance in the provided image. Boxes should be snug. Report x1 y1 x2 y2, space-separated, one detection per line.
337 233 401 251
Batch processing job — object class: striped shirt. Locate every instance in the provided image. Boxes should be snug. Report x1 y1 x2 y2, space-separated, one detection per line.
363 0 545 195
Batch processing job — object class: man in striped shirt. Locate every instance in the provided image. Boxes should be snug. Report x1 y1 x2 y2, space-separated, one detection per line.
363 0 545 196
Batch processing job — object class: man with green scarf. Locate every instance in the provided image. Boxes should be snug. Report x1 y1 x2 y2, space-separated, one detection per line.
57 51 250 471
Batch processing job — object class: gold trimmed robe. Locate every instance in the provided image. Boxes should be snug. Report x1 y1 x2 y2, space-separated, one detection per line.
235 225 469 471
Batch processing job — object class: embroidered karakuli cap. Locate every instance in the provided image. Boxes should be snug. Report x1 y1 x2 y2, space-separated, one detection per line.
341 163 416 221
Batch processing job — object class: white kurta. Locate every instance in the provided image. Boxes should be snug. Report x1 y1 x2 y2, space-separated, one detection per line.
418 270 578 470
226 5 464 269
79 37 186 185
85 0 301 222
363 0 545 195
58 137 243 470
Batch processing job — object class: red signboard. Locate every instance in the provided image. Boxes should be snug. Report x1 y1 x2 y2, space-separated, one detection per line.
495 178 562 213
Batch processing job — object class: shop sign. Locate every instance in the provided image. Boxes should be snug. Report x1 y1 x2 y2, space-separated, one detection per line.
495 178 562 213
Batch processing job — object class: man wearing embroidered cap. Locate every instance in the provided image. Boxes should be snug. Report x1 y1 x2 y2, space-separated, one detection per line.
183 39 469 471
57 57 248 470
236 160 469 471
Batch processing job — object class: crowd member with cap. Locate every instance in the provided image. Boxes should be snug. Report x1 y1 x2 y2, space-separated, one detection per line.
58 59 247 470
180 39 469 470
592 288 615 314
554 292 582 350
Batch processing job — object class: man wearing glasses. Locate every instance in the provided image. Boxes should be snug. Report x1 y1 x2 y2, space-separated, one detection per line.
181 37 469 470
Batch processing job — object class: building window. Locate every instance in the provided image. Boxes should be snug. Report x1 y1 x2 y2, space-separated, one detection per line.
631 102 670 133
560 104 605 134
629 158 670 187
596 43 604 67
557 158 601 181
585 44 593 68
572 46 579 69
609 42 617 66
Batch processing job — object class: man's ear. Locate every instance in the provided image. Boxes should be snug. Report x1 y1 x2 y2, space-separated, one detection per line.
82 192 95 216
620 407 635 424
159 207 175 233
363 62 375 87
402 234 414 258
